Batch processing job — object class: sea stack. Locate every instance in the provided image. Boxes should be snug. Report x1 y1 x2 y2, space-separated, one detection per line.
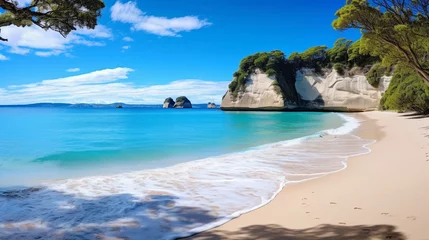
174 96 192 108
163 97 175 108
207 102 217 109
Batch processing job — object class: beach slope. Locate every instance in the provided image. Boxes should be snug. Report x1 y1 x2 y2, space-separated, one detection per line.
190 112 429 239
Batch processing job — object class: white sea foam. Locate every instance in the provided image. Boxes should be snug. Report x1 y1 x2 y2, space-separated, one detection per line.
0 114 375 240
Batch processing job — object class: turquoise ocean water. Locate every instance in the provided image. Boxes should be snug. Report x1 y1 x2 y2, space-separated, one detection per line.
0 107 373 239
0 107 343 186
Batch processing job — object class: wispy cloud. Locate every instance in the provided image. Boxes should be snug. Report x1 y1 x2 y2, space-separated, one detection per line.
123 37 134 42
110 1 211 37
122 45 131 50
66 68 81 73
0 53 9 61
9 47 30 55
0 24 113 57
0 68 228 104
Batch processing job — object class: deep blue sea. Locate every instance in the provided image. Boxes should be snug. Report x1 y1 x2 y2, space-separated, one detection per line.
0 107 374 239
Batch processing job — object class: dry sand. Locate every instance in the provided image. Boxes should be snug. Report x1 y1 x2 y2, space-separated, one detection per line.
189 112 429 240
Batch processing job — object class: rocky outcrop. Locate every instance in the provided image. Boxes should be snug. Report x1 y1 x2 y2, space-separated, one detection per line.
174 96 192 108
163 97 175 108
208 102 217 109
221 70 285 110
295 69 391 111
221 68 391 112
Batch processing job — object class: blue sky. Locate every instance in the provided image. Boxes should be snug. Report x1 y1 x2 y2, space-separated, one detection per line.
0 0 359 104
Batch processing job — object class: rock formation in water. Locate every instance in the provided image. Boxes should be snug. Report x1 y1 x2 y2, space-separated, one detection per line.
163 98 175 108
221 69 391 112
174 96 192 108
207 102 217 109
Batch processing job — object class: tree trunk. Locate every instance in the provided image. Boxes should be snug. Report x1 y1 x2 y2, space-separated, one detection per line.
415 67 429 87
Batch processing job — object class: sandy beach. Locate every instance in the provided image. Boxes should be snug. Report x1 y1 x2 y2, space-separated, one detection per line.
190 112 429 240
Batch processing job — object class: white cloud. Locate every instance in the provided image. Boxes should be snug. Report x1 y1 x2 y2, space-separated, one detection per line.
66 68 81 73
9 47 30 55
75 25 113 39
35 50 63 57
0 24 112 57
0 53 9 61
111 1 211 37
122 45 131 50
0 68 228 104
123 37 134 42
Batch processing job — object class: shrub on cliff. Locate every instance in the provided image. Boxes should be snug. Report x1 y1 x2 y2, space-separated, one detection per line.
333 63 346 76
381 67 429 114
366 63 389 88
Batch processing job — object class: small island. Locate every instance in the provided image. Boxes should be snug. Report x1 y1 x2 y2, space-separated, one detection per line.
163 97 175 108
207 102 217 109
174 96 192 108
163 96 193 108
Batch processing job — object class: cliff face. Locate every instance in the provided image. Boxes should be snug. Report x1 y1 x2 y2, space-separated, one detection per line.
221 70 285 110
221 68 391 112
296 69 392 111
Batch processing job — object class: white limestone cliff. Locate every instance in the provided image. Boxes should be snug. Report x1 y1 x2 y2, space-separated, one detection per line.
295 69 391 111
221 68 391 111
221 70 285 110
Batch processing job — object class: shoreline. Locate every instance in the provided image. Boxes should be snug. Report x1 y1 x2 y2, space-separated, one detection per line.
189 112 429 239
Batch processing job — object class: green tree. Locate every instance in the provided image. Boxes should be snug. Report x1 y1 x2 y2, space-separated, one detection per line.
0 0 105 41
333 0 429 85
327 38 353 65
381 66 429 114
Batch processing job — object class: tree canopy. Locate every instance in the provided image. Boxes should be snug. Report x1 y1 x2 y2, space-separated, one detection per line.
0 0 105 41
333 0 429 85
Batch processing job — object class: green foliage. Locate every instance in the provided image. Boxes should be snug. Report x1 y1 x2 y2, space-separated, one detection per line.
327 38 353 66
176 96 190 103
381 67 429 114
0 0 105 41
265 69 277 77
333 63 346 76
366 63 388 88
164 97 175 103
332 0 429 84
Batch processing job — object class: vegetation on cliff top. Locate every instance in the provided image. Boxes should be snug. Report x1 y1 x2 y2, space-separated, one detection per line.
333 0 429 86
164 97 175 103
229 50 300 104
176 96 191 103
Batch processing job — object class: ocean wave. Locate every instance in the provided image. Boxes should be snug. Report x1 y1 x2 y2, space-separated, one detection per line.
0 114 375 240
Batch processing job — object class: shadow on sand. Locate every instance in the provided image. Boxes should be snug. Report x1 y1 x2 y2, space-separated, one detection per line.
186 223 407 240
0 187 218 240
399 112 429 119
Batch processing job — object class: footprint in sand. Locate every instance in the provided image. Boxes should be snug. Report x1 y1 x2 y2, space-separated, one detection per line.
306 212 310 214
302 198 307 200
339 222 347 225
330 202 337 205
407 216 417 221
381 213 389 216
315 218 320 220
354 207 362 210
